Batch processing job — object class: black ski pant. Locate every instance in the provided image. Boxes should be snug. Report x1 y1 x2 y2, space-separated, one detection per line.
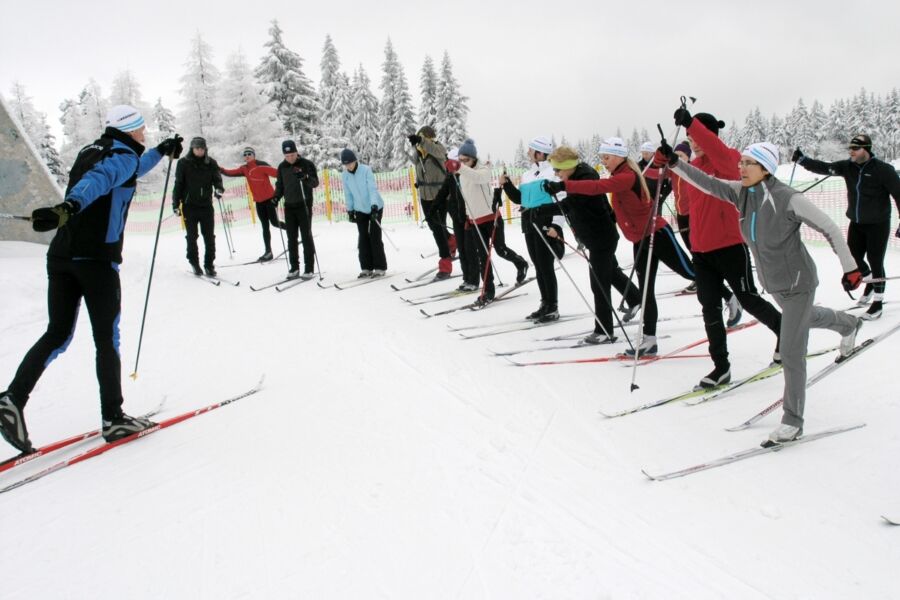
468 220 496 299
633 225 696 337
421 199 451 259
255 200 284 254
492 217 528 270
452 212 479 286
356 209 387 271
284 203 315 273
524 221 558 308
8 259 124 420
693 243 782 369
610 255 642 309
184 205 216 268
585 245 618 336
847 220 890 296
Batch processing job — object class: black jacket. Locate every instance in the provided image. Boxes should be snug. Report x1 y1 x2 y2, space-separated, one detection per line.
274 156 319 210
798 155 900 224
638 157 672 209
555 163 619 251
173 152 224 209
434 172 466 224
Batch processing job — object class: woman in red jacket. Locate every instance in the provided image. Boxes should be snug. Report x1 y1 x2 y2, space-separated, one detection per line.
546 138 695 356
220 147 284 262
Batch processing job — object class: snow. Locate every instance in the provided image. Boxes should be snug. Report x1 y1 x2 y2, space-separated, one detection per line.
1 220 899 599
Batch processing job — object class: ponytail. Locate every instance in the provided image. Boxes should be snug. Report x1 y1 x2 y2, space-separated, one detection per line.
625 158 653 204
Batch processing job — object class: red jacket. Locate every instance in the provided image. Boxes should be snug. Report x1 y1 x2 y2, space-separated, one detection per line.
564 163 666 243
220 160 278 203
681 121 744 252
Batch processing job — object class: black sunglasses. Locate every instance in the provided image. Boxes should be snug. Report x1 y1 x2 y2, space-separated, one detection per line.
243 152 255 157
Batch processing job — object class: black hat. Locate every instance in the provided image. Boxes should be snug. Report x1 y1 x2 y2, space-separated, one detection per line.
282 139 298 154
849 134 872 149
340 148 358 165
693 113 726 136
190 136 207 149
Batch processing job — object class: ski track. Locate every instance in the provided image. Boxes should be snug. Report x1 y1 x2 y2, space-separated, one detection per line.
1 227 899 599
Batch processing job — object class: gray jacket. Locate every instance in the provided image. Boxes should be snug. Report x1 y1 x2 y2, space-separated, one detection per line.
672 161 856 294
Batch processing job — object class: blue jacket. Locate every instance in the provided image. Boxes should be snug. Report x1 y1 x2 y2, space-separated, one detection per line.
49 127 162 263
342 163 384 213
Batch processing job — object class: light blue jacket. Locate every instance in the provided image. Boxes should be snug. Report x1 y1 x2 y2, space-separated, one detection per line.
342 163 384 214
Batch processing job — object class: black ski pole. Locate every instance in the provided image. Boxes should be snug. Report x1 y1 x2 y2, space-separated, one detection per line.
799 175 832 193
131 148 177 380
299 175 323 280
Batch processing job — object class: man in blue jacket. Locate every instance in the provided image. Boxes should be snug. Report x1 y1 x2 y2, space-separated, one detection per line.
341 149 387 277
0 105 183 453
793 134 900 320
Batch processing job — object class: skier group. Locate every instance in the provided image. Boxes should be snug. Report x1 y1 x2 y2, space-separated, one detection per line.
2 99 900 461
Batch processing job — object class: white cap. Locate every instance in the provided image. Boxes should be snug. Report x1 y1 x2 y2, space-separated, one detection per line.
447 147 459 160
742 142 780 175
598 137 629 158
105 105 145 132
528 136 553 155
640 141 656 154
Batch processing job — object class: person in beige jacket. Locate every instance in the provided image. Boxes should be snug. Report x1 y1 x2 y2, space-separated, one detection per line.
456 138 496 306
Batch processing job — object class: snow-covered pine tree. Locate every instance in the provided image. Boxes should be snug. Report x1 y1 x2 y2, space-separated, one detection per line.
59 79 107 169
378 38 416 170
153 98 176 136
418 55 439 130
255 20 321 160
513 139 528 167
742 106 769 147
808 99 828 155
435 51 468 148
884 88 900 160
588 133 602 167
177 32 220 141
628 128 641 159
769 113 787 157
109 70 149 112
317 35 349 169
7 82 65 184
724 120 742 150
217 49 286 162
784 99 812 156
348 65 380 166
575 139 592 164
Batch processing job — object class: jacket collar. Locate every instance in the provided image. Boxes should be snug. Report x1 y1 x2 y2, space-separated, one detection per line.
103 127 145 156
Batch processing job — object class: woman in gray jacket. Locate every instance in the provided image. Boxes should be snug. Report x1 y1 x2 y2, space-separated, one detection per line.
659 141 863 445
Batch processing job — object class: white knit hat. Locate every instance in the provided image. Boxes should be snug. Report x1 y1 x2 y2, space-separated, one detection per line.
528 136 553 155
742 142 780 175
639 141 656 154
598 137 629 158
447 147 459 160
105 105 145 132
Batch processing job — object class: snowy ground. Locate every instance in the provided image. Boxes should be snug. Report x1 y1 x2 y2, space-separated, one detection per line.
1 218 899 599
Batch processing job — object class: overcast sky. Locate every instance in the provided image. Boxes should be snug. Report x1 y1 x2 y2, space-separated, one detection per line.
2 0 899 161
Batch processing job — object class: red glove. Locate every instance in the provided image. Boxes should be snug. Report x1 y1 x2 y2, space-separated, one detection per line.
445 159 461 174
841 270 862 291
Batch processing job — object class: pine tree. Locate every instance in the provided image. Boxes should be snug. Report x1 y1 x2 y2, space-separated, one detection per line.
177 32 220 141
255 19 320 158
153 97 176 136
109 70 147 110
742 106 769 146
628 128 641 160
59 79 107 169
435 51 468 148
808 100 828 153
513 139 528 167
217 50 286 162
418 55 439 129
784 99 813 153
884 88 900 160
317 34 349 168
378 38 416 170
348 65 380 166
7 82 65 184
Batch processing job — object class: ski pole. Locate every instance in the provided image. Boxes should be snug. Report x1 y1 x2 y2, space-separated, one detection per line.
532 223 617 342
788 148 799 187
799 175 832 193
454 178 505 288
862 275 900 284
275 202 289 269
370 208 400 251
131 150 177 380
215 193 235 259
0 213 32 222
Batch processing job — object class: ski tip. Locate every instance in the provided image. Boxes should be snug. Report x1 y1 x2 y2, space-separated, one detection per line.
640 469 660 481
724 424 751 432
419 309 431 318
390 284 401 291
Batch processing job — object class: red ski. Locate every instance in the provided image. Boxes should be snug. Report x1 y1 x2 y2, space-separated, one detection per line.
0 376 264 494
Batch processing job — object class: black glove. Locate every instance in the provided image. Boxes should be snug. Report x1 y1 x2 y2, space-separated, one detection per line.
214 191 223 200
673 108 693 128
407 134 422 146
271 196 281 206
655 141 678 167
347 210 356 223
542 180 565 196
31 200 78 232
173 206 182 217
842 269 863 291
371 205 380 219
791 148 804 163
156 134 184 159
